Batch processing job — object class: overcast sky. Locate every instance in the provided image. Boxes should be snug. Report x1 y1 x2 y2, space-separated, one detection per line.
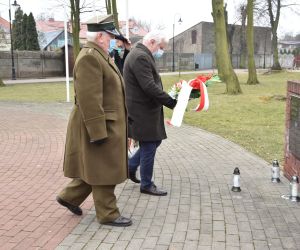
0 0 299 38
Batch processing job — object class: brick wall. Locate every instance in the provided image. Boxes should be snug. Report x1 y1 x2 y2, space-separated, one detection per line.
284 81 300 180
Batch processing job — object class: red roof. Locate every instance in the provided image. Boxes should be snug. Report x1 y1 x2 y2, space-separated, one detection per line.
0 17 10 32
36 18 147 40
36 19 65 32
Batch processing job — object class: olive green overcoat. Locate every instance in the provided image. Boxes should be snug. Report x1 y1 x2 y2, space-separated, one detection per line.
63 42 128 185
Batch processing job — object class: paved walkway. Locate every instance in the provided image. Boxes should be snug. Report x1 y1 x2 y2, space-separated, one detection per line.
0 102 300 250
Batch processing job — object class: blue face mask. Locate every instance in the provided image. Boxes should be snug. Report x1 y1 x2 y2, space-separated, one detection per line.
108 39 116 53
153 49 164 59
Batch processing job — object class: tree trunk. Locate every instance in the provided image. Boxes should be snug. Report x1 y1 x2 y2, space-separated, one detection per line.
246 0 259 85
0 78 5 87
106 0 112 14
239 5 247 69
111 0 119 30
212 0 242 94
267 0 282 70
70 0 81 60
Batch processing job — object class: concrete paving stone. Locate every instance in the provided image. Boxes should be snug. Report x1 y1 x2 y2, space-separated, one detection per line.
125 239 143 250
132 227 148 239
213 230 225 242
266 238 283 249
200 223 213 234
198 234 212 246
264 227 279 238
141 236 158 249
67 243 85 250
253 240 269 250
75 231 95 243
118 230 135 241
172 231 187 243
225 234 240 247
96 243 113 249
103 231 121 244
183 240 198 250
280 237 297 249
186 230 199 241
82 240 101 250
175 222 188 232
168 242 184 249
213 220 225 231
110 240 129 250
237 221 251 232
225 224 238 235
252 229 266 241
55 246 70 250
154 245 169 250
161 223 176 234
212 241 226 250
240 243 255 250
157 233 173 245
147 225 163 237
91 229 110 241
239 231 253 243
59 234 79 246
71 224 89 235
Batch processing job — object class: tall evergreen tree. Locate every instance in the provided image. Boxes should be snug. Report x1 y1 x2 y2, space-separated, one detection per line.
26 13 40 50
13 7 24 50
20 14 28 50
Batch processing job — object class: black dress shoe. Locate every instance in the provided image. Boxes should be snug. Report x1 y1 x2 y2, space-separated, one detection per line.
101 216 132 227
129 171 140 183
56 196 82 216
140 184 167 196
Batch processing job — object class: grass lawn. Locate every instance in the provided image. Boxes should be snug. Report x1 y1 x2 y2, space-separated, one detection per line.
162 71 300 164
1 71 299 164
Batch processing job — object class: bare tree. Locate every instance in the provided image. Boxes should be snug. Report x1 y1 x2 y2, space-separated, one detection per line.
0 78 5 87
246 0 259 84
212 0 242 94
239 4 247 68
255 0 300 70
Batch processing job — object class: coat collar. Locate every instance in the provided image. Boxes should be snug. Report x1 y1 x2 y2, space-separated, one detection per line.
84 41 121 76
136 43 155 60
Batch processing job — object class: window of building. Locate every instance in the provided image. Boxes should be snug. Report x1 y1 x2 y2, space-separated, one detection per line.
191 30 197 44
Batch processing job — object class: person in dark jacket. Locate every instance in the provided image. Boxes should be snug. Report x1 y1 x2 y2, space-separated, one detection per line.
109 34 131 75
123 30 177 196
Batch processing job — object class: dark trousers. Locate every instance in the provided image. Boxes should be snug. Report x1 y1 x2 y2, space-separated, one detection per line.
128 140 162 189
58 179 120 223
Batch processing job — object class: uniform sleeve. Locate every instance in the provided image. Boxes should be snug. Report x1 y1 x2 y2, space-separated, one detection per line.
75 54 108 142
132 55 177 109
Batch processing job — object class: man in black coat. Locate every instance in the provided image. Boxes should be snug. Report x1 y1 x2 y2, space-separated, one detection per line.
123 30 177 196
109 34 131 75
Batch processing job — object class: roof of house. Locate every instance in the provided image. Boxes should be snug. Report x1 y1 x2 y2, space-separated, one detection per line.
0 17 10 32
39 29 72 50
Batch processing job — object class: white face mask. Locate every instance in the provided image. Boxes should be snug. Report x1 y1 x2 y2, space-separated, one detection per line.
153 49 164 59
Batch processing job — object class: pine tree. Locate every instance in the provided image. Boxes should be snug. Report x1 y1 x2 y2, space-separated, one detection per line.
26 13 40 50
13 7 24 50
20 13 28 50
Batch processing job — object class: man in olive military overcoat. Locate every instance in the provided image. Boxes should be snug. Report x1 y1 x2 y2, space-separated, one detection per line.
56 15 131 227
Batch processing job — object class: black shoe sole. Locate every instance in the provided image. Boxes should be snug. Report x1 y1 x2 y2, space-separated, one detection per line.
101 221 132 227
56 196 82 216
140 190 168 196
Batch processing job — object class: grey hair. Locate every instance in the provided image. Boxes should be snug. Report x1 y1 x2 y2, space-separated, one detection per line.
86 31 98 42
143 30 169 44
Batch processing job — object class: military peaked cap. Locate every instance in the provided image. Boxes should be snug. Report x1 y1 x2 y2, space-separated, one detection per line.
87 14 120 36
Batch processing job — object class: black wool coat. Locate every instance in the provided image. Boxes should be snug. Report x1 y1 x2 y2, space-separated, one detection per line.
123 43 176 141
